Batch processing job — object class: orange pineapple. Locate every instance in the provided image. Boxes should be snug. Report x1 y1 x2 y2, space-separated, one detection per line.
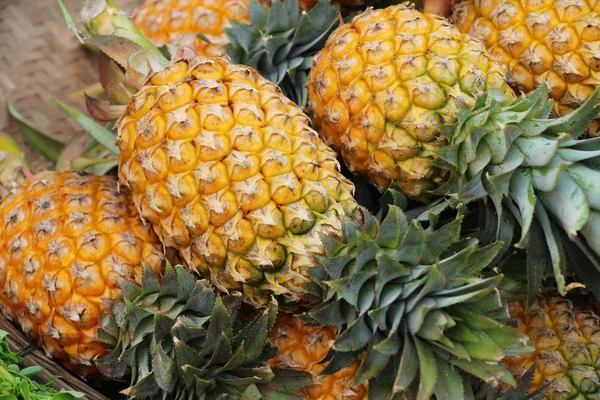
307 4 512 198
0 171 164 373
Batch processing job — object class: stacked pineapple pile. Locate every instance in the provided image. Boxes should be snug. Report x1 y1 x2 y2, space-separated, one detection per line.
4 0 600 399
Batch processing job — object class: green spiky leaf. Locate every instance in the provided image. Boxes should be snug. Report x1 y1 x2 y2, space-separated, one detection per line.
433 85 600 296
225 0 340 106
97 265 301 399
309 194 533 399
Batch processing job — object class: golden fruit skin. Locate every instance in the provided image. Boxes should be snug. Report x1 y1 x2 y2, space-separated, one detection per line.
307 4 513 200
453 0 600 135
117 56 357 307
507 297 600 399
269 314 367 399
0 171 164 373
132 0 250 56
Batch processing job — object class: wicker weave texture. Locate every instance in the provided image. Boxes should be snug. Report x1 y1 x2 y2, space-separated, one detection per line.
0 0 138 170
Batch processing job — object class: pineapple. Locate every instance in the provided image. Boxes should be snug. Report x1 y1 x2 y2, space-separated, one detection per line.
131 0 251 56
0 171 164 373
269 313 368 399
78 5 358 309
307 4 513 199
116 55 357 308
453 0 600 135
80 1 357 308
507 297 600 399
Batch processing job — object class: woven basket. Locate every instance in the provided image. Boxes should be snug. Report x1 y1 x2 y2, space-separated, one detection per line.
0 0 139 397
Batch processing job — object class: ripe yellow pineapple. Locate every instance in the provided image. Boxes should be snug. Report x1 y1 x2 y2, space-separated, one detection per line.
0 171 164 373
131 0 250 56
307 4 513 199
116 55 357 308
453 0 600 135
506 297 600 398
269 313 368 399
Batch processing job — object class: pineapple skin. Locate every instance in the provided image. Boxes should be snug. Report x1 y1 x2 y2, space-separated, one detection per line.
116 56 357 308
507 297 600 399
269 313 368 399
307 4 513 200
0 171 164 373
131 0 251 56
453 0 600 135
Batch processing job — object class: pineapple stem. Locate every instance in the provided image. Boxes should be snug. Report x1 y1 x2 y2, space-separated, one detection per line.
82 0 168 66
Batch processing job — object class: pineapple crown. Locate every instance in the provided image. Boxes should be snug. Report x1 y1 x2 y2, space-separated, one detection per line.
432 84 600 300
224 0 341 106
308 201 533 400
96 264 309 399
